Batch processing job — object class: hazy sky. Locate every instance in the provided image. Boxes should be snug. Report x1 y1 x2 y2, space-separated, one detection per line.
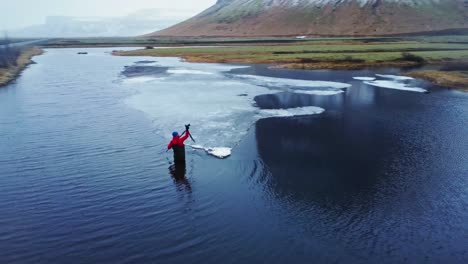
0 0 217 30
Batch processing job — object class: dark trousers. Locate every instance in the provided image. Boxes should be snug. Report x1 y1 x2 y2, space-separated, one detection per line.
172 145 186 163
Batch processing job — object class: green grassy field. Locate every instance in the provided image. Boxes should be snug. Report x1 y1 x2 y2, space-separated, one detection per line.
114 39 468 66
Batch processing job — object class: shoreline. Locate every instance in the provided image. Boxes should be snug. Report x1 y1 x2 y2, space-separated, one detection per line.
112 50 427 69
113 49 467 91
404 71 468 91
0 47 44 87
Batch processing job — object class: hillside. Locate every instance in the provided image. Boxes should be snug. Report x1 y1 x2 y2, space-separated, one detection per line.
150 0 468 37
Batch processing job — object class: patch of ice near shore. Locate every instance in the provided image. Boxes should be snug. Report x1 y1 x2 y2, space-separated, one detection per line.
293 90 344 95
353 77 376 81
123 76 164 83
235 74 352 90
168 69 214 75
364 80 427 93
258 106 325 118
123 57 340 159
124 58 268 159
375 74 414 81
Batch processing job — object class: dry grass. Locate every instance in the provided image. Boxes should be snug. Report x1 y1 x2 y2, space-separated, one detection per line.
113 41 468 70
0 47 43 87
405 71 468 91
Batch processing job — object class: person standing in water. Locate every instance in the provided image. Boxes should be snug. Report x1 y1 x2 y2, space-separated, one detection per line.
167 128 190 163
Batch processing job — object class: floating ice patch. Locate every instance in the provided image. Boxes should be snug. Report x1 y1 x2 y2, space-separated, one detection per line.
375 74 414 81
167 69 214 75
293 90 344 96
364 80 427 93
206 147 232 159
353 77 376 81
190 145 231 158
258 106 325 118
234 74 351 90
123 76 164 84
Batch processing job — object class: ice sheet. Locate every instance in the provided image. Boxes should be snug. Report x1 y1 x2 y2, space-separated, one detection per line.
123 76 164 84
167 69 214 75
364 80 427 93
258 106 325 118
353 77 376 81
293 90 344 96
206 147 232 158
234 74 351 90
190 145 232 158
122 57 338 159
375 74 414 81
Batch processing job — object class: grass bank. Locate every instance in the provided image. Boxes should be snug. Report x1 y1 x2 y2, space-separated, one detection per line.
405 71 468 91
0 47 43 87
113 41 468 69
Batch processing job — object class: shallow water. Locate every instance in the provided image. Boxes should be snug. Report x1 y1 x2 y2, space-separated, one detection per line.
0 48 467 263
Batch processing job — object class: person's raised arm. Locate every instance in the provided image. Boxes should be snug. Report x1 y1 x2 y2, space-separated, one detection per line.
180 130 190 143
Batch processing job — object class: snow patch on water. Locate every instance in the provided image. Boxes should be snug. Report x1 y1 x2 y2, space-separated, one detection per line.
353 77 376 81
364 80 427 93
375 74 414 81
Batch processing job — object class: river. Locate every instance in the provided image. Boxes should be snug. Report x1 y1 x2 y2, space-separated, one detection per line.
0 48 467 263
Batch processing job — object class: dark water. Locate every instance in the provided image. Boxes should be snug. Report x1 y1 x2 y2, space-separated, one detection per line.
0 48 467 263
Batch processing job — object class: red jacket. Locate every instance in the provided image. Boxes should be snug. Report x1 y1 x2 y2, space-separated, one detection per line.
167 132 189 150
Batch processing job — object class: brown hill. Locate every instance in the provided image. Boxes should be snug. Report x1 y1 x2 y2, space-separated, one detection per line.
150 0 468 37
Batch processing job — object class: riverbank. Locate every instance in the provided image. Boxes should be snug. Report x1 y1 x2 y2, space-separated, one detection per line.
113 39 468 91
405 70 468 91
0 47 43 87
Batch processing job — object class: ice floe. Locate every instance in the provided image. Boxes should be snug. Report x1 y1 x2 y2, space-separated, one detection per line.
293 90 344 96
234 74 351 90
353 77 376 81
190 145 232 158
258 106 325 118
206 147 232 159
364 80 427 93
123 76 165 84
375 74 414 81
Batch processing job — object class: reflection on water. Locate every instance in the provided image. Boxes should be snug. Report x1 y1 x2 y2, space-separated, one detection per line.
251 70 468 263
255 115 382 203
169 163 192 193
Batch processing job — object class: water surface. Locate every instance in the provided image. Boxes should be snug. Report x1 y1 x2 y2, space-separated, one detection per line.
0 48 467 263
